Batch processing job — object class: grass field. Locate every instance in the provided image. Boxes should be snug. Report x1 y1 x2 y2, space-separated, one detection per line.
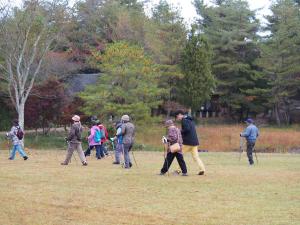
0 150 299 225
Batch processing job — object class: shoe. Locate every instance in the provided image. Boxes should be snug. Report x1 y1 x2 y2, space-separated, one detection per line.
82 162 88 166
129 162 132 168
182 173 188 176
113 162 120 165
61 162 68 165
159 172 166 176
97 157 101 160
23 156 28 160
8 157 13 160
124 166 131 169
198 171 205 175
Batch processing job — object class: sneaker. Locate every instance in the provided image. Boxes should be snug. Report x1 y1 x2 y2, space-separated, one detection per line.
82 162 88 166
182 173 188 176
198 171 205 175
112 162 120 165
8 157 13 160
97 157 101 160
61 162 68 165
159 172 166 176
172 170 181 175
23 156 28 160
129 162 133 168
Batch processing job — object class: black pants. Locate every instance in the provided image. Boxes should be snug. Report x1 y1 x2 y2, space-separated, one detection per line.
246 141 255 165
161 152 187 174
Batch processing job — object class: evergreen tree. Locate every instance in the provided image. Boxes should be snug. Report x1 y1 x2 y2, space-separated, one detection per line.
79 42 163 121
259 0 300 125
179 29 215 113
194 0 261 120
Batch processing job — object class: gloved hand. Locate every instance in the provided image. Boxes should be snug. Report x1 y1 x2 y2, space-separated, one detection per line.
110 137 115 142
64 137 68 142
162 136 168 144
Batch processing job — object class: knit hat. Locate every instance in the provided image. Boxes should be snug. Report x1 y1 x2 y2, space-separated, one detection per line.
72 115 80 122
245 118 254 124
165 119 174 127
121 115 130 122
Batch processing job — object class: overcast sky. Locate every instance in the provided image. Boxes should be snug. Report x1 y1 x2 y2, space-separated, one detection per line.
5 0 272 25
147 0 272 25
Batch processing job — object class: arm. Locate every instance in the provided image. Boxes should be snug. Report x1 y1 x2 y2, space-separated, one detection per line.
167 128 178 144
67 125 76 141
241 127 250 137
181 119 190 135
88 127 95 140
121 124 126 135
116 127 122 136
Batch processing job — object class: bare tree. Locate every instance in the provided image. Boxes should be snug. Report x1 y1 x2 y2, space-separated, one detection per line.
0 0 68 129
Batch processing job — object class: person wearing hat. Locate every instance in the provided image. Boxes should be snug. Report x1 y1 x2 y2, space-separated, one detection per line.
6 119 28 160
240 118 259 165
61 115 88 166
112 121 123 165
160 120 188 176
121 115 135 169
174 110 205 175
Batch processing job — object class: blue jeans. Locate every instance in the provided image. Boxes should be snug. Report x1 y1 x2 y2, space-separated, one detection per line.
95 145 105 159
10 145 27 159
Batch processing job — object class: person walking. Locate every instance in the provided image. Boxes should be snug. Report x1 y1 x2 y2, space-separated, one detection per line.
61 115 88 166
160 120 188 176
112 121 123 165
98 121 109 156
6 119 28 160
240 118 259 165
88 119 105 159
121 115 135 169
175 110 206 175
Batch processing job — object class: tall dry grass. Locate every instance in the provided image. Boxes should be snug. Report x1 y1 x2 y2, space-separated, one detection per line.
136 124 300 152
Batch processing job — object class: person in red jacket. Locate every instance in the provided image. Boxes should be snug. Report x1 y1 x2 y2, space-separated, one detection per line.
98 122 109 156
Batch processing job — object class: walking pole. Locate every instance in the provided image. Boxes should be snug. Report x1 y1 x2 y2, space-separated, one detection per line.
253 147 259 164
121 144 125 168
163 143 169 176
239 137 244 161
6 138 11 158
131 148 138 168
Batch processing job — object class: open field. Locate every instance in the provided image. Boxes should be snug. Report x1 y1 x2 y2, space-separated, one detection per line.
0 150 299 225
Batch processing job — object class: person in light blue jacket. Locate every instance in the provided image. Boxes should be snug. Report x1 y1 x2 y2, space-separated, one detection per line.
240 118 259 165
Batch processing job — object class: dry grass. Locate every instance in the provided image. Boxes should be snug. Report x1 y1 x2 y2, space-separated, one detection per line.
0 150 299 225
136 124 300 152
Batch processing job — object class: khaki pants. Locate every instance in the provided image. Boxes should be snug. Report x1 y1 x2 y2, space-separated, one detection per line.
182 145 205 172
64 142 87 164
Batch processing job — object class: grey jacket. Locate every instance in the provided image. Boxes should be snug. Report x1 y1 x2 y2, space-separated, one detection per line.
121 122 135 145
7 126 22 145
67 122 82 144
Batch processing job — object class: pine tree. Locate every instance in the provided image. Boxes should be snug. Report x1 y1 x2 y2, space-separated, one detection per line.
179 29 215 114
259 0 300 125
194 0 261 120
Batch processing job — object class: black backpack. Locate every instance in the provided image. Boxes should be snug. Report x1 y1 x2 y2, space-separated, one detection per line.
16 126 24 140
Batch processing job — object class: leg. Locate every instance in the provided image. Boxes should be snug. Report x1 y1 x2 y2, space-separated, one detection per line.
114 143 122 164
84 146 92 157
16 145 28 160
103 144 108 155
175 153 187 174
160 152 175 174
75 143 87 165
9 145 18 160
246 142 255 165
99 145 105 158
123 144 132 168
63 143 75 164
191 146 206 172
95 145 101 159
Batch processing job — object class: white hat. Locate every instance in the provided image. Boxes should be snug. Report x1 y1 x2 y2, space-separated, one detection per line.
121 115 130 122
72 115 80 122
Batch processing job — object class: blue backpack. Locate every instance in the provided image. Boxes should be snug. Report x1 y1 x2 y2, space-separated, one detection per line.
94 128 103 143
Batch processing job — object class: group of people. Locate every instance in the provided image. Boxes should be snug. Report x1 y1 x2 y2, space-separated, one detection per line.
5 110 259 174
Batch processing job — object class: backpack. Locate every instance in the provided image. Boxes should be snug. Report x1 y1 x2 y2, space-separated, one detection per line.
16 126 24 140
94 128 103 143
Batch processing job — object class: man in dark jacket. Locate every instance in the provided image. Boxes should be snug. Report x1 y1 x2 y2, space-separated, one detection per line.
175 110 206 175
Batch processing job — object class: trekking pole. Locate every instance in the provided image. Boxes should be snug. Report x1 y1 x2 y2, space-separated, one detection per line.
131 148 138 168
253 147 259 164
121 144 125 168
163 143 169 176
239 137 244 161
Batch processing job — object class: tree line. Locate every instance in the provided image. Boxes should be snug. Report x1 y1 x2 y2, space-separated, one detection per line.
0 0 299 131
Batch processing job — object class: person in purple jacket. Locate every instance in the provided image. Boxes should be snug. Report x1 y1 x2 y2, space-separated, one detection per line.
160 120 188 176
88 120 105 159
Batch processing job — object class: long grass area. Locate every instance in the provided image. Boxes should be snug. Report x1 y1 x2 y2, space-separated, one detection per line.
136 124 300 152
0 150 299 225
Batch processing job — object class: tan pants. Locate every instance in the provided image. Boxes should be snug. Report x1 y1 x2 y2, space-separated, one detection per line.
182 145 205 172
64 142 87 164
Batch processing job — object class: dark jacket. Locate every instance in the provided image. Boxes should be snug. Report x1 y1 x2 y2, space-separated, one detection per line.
181 116 199 146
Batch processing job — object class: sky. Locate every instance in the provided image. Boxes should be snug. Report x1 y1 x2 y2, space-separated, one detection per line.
5 0 272 25
147 0 272 25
